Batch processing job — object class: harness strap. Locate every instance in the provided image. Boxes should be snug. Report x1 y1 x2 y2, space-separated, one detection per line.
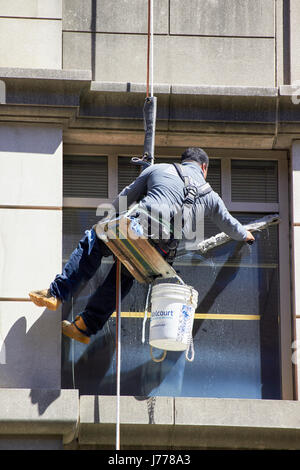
172 163 212 199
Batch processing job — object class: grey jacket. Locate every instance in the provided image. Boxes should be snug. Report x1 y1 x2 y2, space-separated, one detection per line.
113 161 247 242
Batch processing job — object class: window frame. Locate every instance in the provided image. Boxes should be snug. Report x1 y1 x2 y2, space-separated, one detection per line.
63 145 292 400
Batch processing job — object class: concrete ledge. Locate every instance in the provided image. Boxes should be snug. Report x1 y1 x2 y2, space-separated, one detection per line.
0 389 79 445
79 396 174 448
175 397 300 428
1 393 300 449
90 81 171 94
78 396 300 450
90 81 278 97
172 85 278 97
280 84 300 96
0 74 278 97
174 397 300 449
0 67 92 81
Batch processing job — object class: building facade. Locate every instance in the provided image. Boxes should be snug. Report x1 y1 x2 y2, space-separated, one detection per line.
1 0 300 450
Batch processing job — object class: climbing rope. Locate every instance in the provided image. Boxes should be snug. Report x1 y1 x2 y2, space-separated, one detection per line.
71 296 76 389
142 283 152 344
146 0 154 99
115 0 155 450
115 259 122 450
131 0 156 169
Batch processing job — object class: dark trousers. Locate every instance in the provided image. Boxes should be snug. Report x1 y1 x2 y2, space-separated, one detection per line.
49 229 134 336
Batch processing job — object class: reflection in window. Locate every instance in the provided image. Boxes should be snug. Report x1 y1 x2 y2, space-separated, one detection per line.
61 208 281 400
63 208 101 262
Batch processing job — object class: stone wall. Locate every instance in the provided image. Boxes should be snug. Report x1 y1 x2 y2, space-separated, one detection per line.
0 0 62 69
0 125 62 389
63 0 278 87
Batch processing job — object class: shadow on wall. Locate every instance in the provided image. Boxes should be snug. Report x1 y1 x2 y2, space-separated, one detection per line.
0 125 62 154
0 308 61 415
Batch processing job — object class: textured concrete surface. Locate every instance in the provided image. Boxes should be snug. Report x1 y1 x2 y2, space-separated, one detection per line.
1 392 300 449
0 0 62 19
63 0 168 34
90 82 278 97
0 389 79 445
90 81 171 94
80 395 174 425
77 395 300 449
79 395 173 447
63 32 275 87
0 67 91 81
0 125 62 206
0 302 61 389
0 436 63 450
170 0 275 37
290 0 300 83
0 209 62 298
0 18 61 69
174 397 300 428
172 85 278 97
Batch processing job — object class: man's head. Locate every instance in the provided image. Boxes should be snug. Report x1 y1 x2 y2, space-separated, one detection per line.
181 147 209 179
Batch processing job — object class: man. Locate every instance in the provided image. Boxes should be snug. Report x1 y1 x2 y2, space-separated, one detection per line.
29 147 254 344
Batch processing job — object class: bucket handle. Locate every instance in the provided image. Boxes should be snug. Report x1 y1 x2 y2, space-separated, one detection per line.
185 336 194 362
150 346 167 362
185 288 196 362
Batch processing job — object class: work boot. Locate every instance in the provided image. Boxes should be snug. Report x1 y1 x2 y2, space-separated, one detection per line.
61 315 90 344
29 289 61 311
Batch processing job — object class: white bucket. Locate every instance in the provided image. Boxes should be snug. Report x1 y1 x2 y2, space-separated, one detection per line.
149 283 198 351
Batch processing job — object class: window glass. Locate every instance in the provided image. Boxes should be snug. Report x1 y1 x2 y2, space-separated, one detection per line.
64 155 108 198
231 160 278 203
63 208 100 262
118 157 141 193
206 159 221 195
61 209 281 399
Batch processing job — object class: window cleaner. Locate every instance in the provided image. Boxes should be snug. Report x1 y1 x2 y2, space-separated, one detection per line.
29 148 255 341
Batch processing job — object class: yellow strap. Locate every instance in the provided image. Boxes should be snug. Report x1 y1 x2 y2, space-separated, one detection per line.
112 312 260 321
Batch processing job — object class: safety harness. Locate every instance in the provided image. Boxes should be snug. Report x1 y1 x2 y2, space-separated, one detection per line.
173 163 212 202
154 163 212 262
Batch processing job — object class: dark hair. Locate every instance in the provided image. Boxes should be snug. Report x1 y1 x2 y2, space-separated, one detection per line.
181 147 209 166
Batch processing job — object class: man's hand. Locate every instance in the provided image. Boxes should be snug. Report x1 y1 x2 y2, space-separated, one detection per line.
245 230 255 243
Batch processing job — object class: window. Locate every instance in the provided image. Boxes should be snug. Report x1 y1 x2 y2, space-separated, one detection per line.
61 149 291 400
231 160 278 203
64 155 108 198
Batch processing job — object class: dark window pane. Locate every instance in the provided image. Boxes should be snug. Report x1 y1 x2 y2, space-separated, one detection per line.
64 155 108 198
118 157 141 193
63 207 100 261
231 160 278 203
206 159 221 195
